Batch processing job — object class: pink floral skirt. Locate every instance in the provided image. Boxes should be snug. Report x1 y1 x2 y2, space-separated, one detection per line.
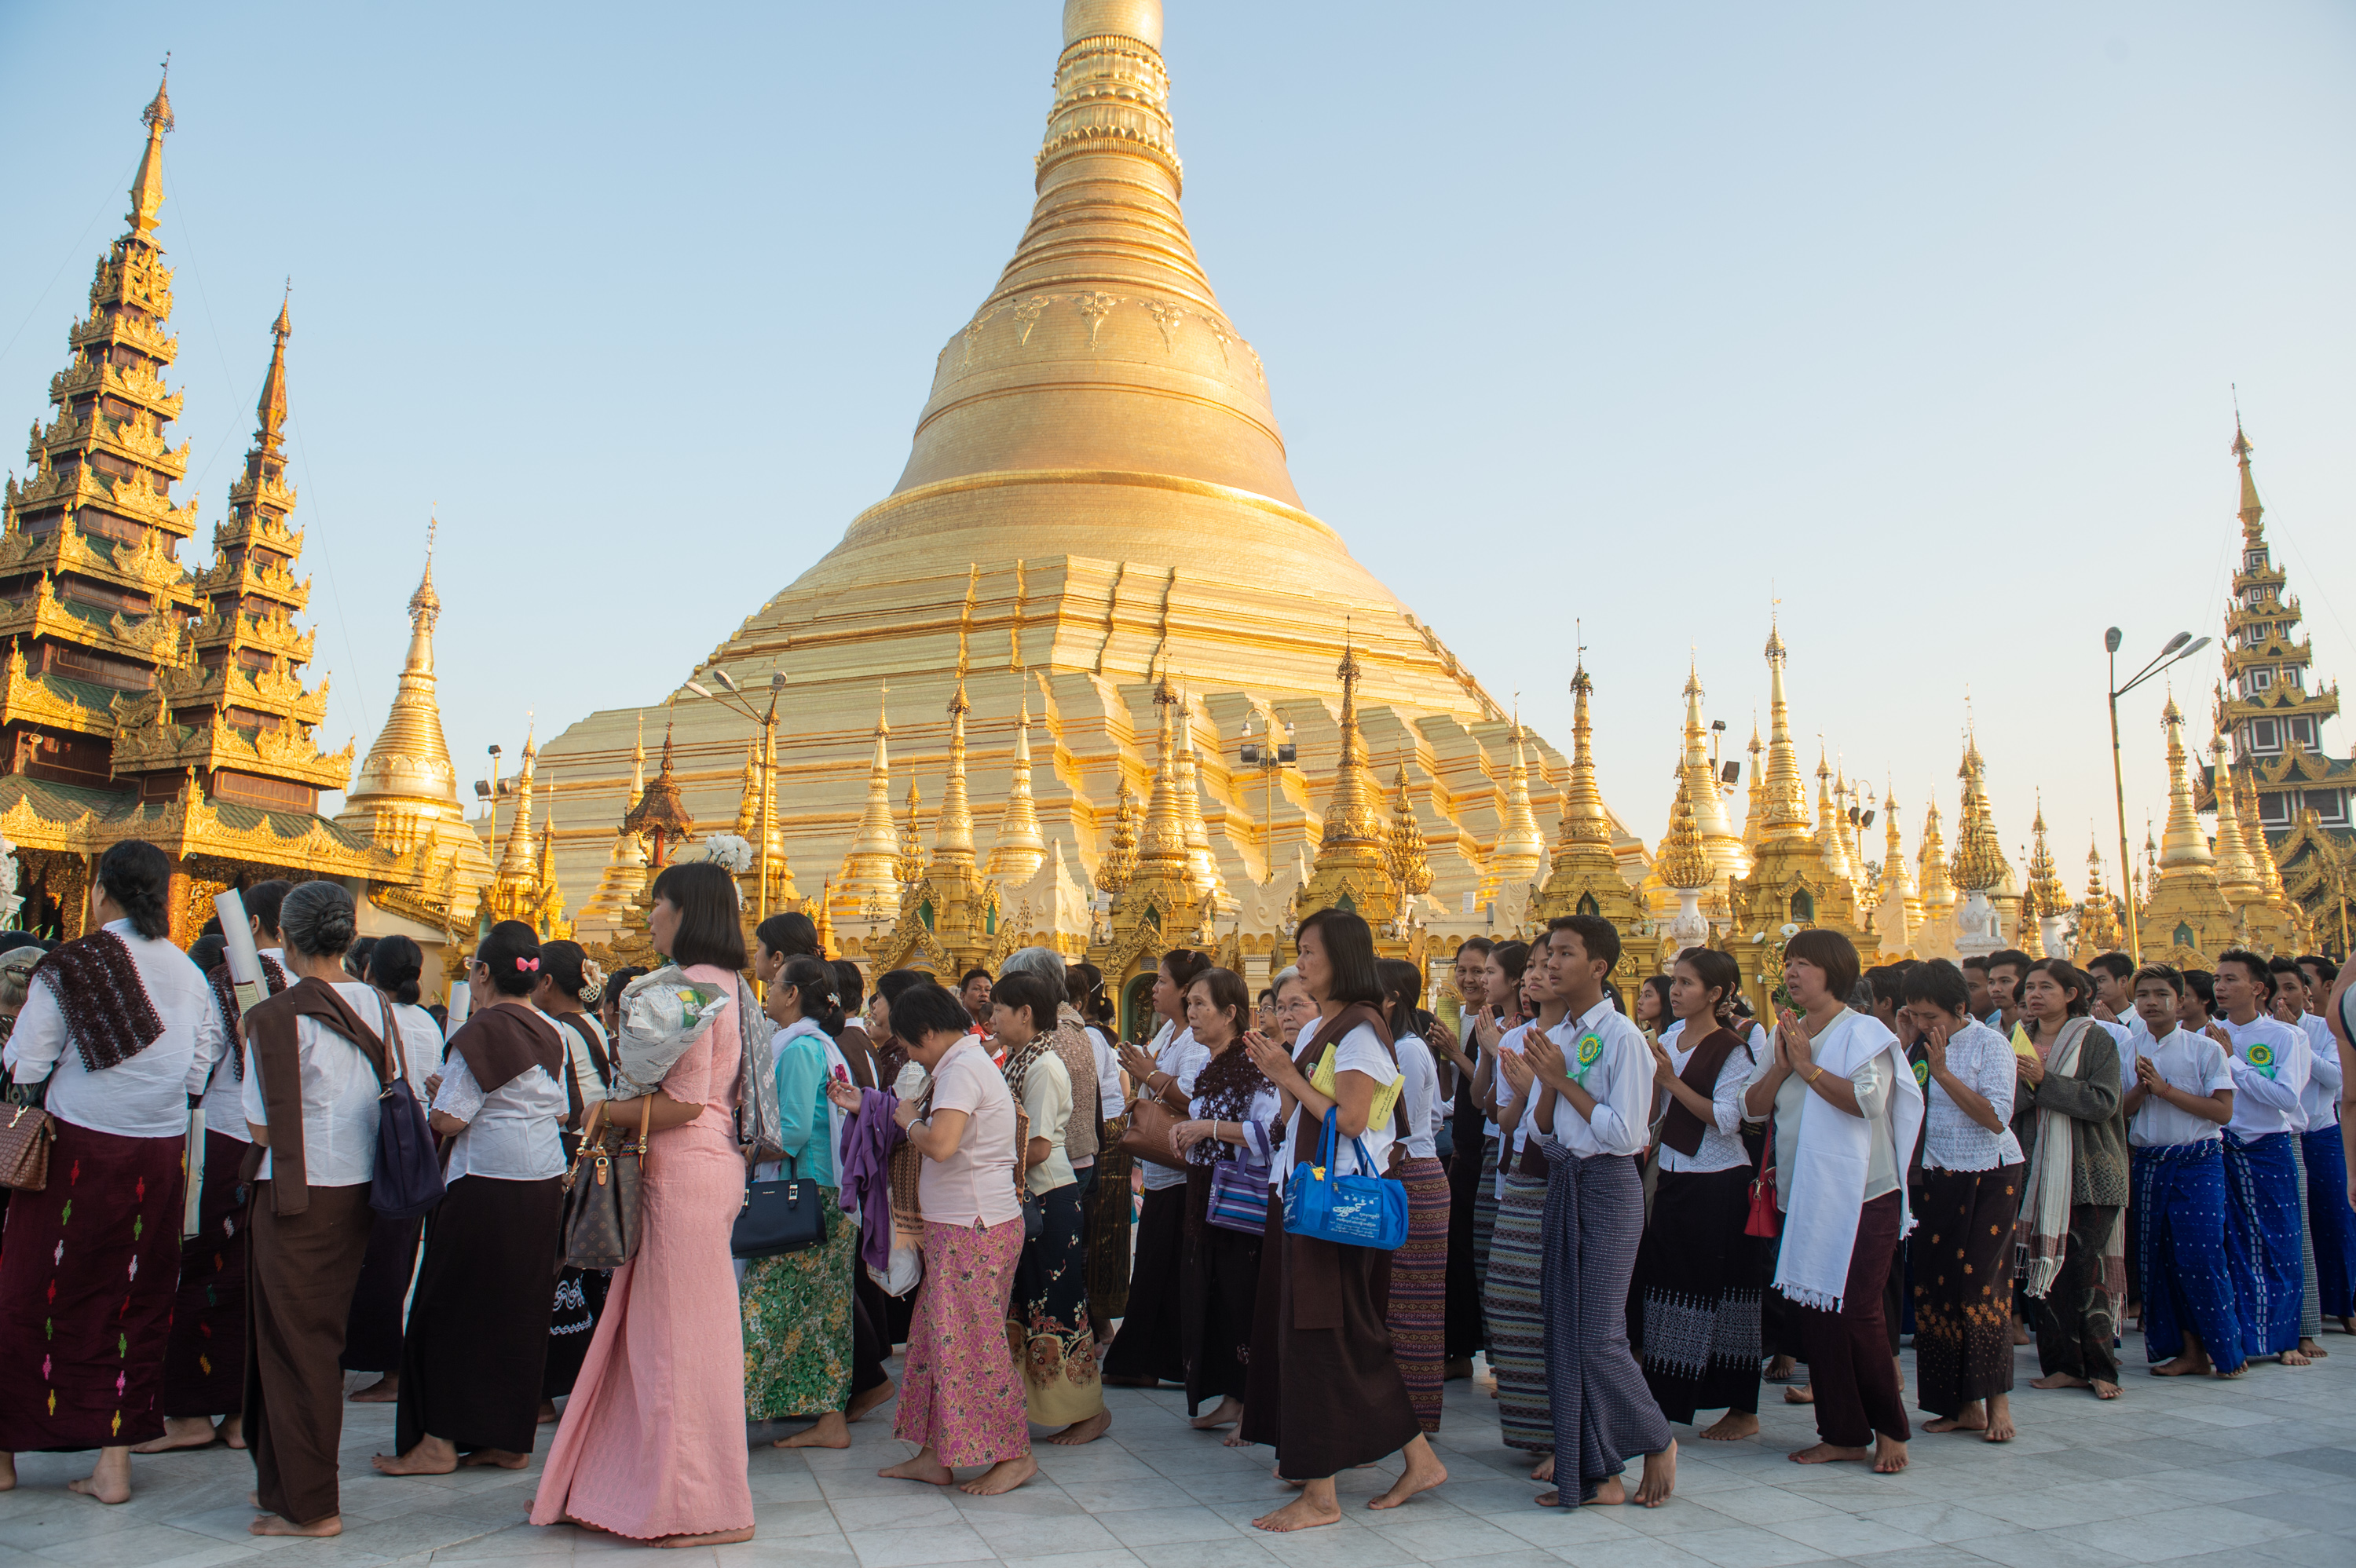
894 1218 1028 1467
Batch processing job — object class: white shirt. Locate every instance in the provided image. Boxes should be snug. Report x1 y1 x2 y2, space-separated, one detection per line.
1491 1020 1544 1197
1920 1019 2023 1171
240 980 386 1186
1086 1025 1124 1117
1539 999 1651 1159
1140 1022 1208 1192
1655 1021 1763 1174
1396 1032 1442 1162
2215 1013 2310 1139
389 1003 440 1097
191 944 291 1145
1274 1022 1399 1186
2296 1014 2341 1130
2125 1026 2234 1148
434 1049 568 1182
540 1009 609 1109
3 920 218 1140
1017 1049 1077 1197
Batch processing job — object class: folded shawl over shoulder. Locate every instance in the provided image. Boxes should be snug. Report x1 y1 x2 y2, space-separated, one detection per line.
1659 1025 1746 1157
29 928 163 1071
240 976 391 1214
448 1004 565 1094
205 953 289 1077
1771 1009 1925 1314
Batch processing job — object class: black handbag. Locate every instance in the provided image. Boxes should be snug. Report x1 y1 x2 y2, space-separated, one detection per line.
731 1152 831 1259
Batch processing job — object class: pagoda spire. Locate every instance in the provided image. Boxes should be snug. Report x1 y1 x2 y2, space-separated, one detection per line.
2233 414 2265 539
1950 726 2007 893
1879 788 1912 900
838 684 903 912
1761 619 1811 838
1138 663 1189 871
990 684 1048 885
2208 736 2260 899
1531 656 1641 928
497 725 539 879
2157 696 2216 871
2025 796 2069 918
1815 746 1855 882
1321 634 1386 853
577 710 652 939
128 63 174 239
1298 628 1403 927
1917 795 1957 916
1741 716 1767 850
1491 697 1546 886
2237 766 2292 905
1557 666 1611 850
1173 682 1224 904
1678 657 1744 879
255 289 291 453
1655 775 1711 893
933 672 977 868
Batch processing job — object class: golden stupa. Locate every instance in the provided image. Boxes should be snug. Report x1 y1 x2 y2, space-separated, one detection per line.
532 1 1576 959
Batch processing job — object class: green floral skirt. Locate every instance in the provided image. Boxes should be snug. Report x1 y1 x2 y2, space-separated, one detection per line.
741 1186 855 1420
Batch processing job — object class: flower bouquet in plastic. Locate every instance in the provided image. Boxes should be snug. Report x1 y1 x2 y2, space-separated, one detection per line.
609 966 734 1098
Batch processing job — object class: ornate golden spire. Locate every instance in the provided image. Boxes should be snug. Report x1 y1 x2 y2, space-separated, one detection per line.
497 725 539 879
1138 665 1189 868
1917 795 1956 913
2078 836 2123 953
896 779 927 885
346 524 458 813
933 674 976 868
1298 628 1403 925
1656 769 1712 892
1742 716 1767 850
623 722 695 867
2209 736 2260 898
1677 657 1746 882
2233 414 2265 540
1879 788 1912 898
2238 765 2291 905
1173 682 1224 902
839 685 903 904
1815 747 1855 881
1096 778 1140 893
129 63 174 240
1492 699 1547 884
2156 695 2215 870
1761 619 1810 838
990 685 1048 885
1385 766 1434 897
2025 797 2069 919
1950 728 2007 894
255 291 291 454
1322 631 1387 852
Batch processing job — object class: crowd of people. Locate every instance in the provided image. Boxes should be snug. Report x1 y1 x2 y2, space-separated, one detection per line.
1 839 2351 1541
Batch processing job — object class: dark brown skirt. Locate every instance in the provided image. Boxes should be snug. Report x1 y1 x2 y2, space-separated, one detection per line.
1101 1182 1186 1384
1180 1164 1262 1413
397 1174 564 1456
1238 1191 1420 1479
1913 1163 2022 1417
245 1180 375 1526
0 1119 184 1450
1086 1129 1134 1325
162 1127 252 1418
339 1210 422 1374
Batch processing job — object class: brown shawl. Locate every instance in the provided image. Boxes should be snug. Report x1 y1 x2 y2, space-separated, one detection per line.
30 928 163 1072
1659 1025 1747 1157
205 953 290 1078
448 1003 564 1096
241 977 391 1214
1048 1012 1100 1164
1276 1002 1404 1330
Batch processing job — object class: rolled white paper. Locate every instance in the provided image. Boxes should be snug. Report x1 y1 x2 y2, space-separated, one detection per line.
214 890 263 985
444 981 472 1041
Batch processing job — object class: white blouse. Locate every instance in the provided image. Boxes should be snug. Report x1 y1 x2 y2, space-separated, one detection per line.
2125 1026 2234 1149
1271 1022 1399 1187
1140 1022 1208 1193
2297 1014 2341 1130
1919 1019 2024 1171
1396 1032 1442 1162
1655 1025 1760 1175
3 920 218 1140
240 981 387 1187
434 1051 569 1182
1085 1025 1124 1117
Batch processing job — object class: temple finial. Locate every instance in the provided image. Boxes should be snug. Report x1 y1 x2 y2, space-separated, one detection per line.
128 60 176 239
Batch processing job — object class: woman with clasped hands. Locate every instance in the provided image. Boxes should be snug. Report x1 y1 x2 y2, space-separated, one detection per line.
1742 929 1924 1476
1237 909 1447 1530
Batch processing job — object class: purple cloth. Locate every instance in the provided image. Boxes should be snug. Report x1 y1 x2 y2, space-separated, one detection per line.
836 1086 905 1273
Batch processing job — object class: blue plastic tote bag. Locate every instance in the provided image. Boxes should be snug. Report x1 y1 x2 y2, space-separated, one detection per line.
1282 1107 1407 1251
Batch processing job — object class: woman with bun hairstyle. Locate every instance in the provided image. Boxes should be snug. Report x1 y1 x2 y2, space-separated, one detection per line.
341 937 442 1404
371 922 568 1478
532 939 615 1409
238 879 399 1537
0 841 216 1508
745 956 868 1448
532 861 753 1548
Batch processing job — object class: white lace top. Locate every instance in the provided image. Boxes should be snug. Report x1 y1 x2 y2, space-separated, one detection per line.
1920 1018 2024 1171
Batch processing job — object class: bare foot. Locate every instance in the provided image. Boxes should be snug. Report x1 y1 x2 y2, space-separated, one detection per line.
1189 1398 1242 1431
1223 1420 1254 1448
0 1454 14 1492
2337 1316 2356 1336
2030 1372 2090 1391
1590 1475 1627 1505
251 1513 341 1537
846 1379 896 1423
371 1436 459 1476
960 1456 1038 1496
348 1375 399 1404
221 1416 245 1450
1764 1355 1799 1383
655 1527 755 1548
1253 1495 1342 1532
1046 1411 1111 1446
1788 1442 1871 1465
537 1400 559 1425
66 1457 133 1505
1783 1383 1814 1405
2011 1319 2031 1346
131 1416 221 1453
2091 1380 2121 1400
879 1448 956 1486
1699 1411 1758 1441
1923 1402 1987 1435
1983 1395 2015 1443
1530 1455 1554 1483
2299 1337 2329 1358
779 1413 852 1449
2153 1353 2212 1377
2280 1349 2313 1367
1633 1439 1677 1507
1367 1436 1446 1511
461 1449 531 1469
1873 1434 1908 1473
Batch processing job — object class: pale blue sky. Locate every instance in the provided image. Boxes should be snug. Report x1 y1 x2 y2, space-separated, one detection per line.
3 1 2351 888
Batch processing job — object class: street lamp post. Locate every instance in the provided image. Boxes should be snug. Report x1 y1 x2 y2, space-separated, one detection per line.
2104 627 2211 964
684 663 791 929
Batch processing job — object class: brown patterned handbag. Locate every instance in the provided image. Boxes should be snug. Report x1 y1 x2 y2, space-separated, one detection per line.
559 1095 654 1270
0 1101 54 1191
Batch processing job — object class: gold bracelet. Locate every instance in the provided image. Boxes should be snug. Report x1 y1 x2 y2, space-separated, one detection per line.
1803 1065 1824 1085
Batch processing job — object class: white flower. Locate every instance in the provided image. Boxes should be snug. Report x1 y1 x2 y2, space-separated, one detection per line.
700 832 755 874
1779 922 1800 938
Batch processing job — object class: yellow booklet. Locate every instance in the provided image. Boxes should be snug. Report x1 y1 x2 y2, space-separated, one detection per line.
1308 1043 1405 1125
2010 1023 2038 1058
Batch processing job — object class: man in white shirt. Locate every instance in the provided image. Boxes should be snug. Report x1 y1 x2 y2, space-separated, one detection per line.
1517 916 1674 1510
2208 949 2311 1365
2289 955 2356 1334
2120 963 2243 1378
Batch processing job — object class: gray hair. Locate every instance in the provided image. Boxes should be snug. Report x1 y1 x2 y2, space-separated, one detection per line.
280 880 357 959
998 946 1066 1005
1272 965 1304 997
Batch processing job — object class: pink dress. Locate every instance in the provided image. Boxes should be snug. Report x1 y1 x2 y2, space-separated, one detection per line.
532 966 751 1540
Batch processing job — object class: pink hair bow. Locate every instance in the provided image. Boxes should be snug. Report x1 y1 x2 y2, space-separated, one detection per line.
517 956 540 972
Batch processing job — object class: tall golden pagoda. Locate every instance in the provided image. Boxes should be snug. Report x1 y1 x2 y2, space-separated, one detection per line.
987 685 1049 886
1677 660 1747 886
1489 709 1548 894
1758 623 1812 842
573 714 649 942
1294 634 1407 930
875 665 1008 975
1655 766 1715 957
1530 658 1648 972
835 687 905 926
1917 795 1957 930
1814 749 1857 886
1871 788 1918 957
531 2 1561 931
726 715 796 913
2021 799 2069 959
1385 765 1435 906
479 729 571 939
2138 694 2238 963
2215 745 2305 953
1740 717 1767 856
1092 666 1215 1011
2074 836 2125 962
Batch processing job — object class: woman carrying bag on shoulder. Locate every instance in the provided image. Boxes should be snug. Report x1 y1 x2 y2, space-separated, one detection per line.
530 862 753 1549
1238 909 1447 1531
